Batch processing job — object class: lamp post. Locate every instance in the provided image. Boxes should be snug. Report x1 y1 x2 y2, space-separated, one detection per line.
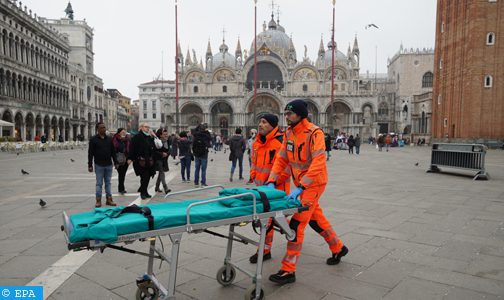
329 0 336 134
175 0 180 133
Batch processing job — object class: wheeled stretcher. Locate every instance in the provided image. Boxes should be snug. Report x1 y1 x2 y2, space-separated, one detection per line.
61 185 307 300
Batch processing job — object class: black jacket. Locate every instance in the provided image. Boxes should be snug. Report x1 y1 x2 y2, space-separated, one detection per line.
88 134 117 167
128 132 161 176
177 138 192 157
192 130 212 159
229 135 246 158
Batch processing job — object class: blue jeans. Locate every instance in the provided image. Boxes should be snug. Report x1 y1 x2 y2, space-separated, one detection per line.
194 157 207 185
355 146 360 155
231 155 244 178
95 164 113 198
180 155 191 181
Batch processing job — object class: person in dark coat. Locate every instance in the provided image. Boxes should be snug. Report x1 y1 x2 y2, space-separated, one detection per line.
154 128 171 194
228 128 247 182
347 135 355 154
127 123 162 199
112 128 130 194
192 124 212 187
177 131 192 182
324 133 332 161
355 134 362 155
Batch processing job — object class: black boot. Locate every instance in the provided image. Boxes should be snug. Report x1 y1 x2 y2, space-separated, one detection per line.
249 251 271 264
269 270 295 285
326 245 349 265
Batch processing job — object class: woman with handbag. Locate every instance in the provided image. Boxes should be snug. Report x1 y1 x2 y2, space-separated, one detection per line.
112 128 129 194
155 129 171 194
127 123 161 199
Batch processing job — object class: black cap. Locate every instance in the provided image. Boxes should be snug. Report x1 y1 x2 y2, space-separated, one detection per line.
285 99 308 118
260 113 279 128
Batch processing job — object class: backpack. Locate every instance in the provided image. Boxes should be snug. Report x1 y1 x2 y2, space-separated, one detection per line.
192 137 207 157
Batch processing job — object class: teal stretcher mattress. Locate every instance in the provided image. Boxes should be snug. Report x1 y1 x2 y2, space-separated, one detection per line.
68 187 300 244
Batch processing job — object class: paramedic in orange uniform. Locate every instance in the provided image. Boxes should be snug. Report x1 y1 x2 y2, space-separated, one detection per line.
267 99 348 285
248 113 291 264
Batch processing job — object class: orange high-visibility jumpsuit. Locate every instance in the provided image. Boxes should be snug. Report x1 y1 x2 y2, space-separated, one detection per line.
267 118 344 272
250 127 290 253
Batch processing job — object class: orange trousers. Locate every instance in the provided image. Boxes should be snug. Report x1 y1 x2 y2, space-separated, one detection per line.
281 186 343 272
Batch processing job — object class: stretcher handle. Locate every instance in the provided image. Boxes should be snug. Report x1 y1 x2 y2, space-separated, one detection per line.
164 184 225 199
298 205 310 213
185 192 258 231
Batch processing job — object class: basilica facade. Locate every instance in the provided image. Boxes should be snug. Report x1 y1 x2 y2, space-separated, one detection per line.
163 14 380 137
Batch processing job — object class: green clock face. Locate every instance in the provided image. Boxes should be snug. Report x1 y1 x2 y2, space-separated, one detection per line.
87 86 91 101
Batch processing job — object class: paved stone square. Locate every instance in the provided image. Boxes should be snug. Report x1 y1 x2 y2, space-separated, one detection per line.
0 144 503 299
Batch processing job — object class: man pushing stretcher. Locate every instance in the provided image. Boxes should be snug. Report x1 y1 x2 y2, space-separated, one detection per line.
266 99 349 285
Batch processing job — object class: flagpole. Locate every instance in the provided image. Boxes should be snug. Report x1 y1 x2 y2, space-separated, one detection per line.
175 0 180 133
253 0 258 107
329 0 336 134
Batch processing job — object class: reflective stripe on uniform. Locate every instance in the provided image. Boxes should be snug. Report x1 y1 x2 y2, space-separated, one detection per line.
300 176 314 186
253 166 273 173
286 242 302 252
282 254 298 264
312 149 325 158
278 149 288 159
321 228 335 239
254 179 265 186
291 161 311 170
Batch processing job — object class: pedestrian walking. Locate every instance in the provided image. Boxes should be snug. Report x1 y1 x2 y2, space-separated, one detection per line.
355 133 361 155
267 99 348 285
246 129 257 184
377 134 385 151
347 135 355 154
169 133 178 159
192 124 212 187
248 113 290 263
385 134 392 152
154 128 171 194
177 131 192 183
127 123 161 199
228 128 247 182
112 128 129 194
324 133 332 160
88 122 117 207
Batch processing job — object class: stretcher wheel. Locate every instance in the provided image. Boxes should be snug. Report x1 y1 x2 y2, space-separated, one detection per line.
135 281 160 300
244 285 264 300
216 265 236 286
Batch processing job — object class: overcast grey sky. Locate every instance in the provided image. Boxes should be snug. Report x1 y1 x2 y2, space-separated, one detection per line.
23 0 437 100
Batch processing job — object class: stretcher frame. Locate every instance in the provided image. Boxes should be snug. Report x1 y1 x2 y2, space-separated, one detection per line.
61 185 306 300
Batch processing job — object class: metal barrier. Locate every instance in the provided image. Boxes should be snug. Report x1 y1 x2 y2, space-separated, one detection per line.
427 143 489 180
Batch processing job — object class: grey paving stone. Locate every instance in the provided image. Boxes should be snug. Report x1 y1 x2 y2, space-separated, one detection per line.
433 240 482 262
442 286 503 300
392 221 454 246
302 272 390 300
463 253 504 281
382 277 451 300
387 249 468 272
0 255 61 278
50 274 125 300
411 266 504 296
176 276 246 300
355 257 419 288
76 256 140 290
267 281 328 300
353 228 414 241
0 238 43 254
